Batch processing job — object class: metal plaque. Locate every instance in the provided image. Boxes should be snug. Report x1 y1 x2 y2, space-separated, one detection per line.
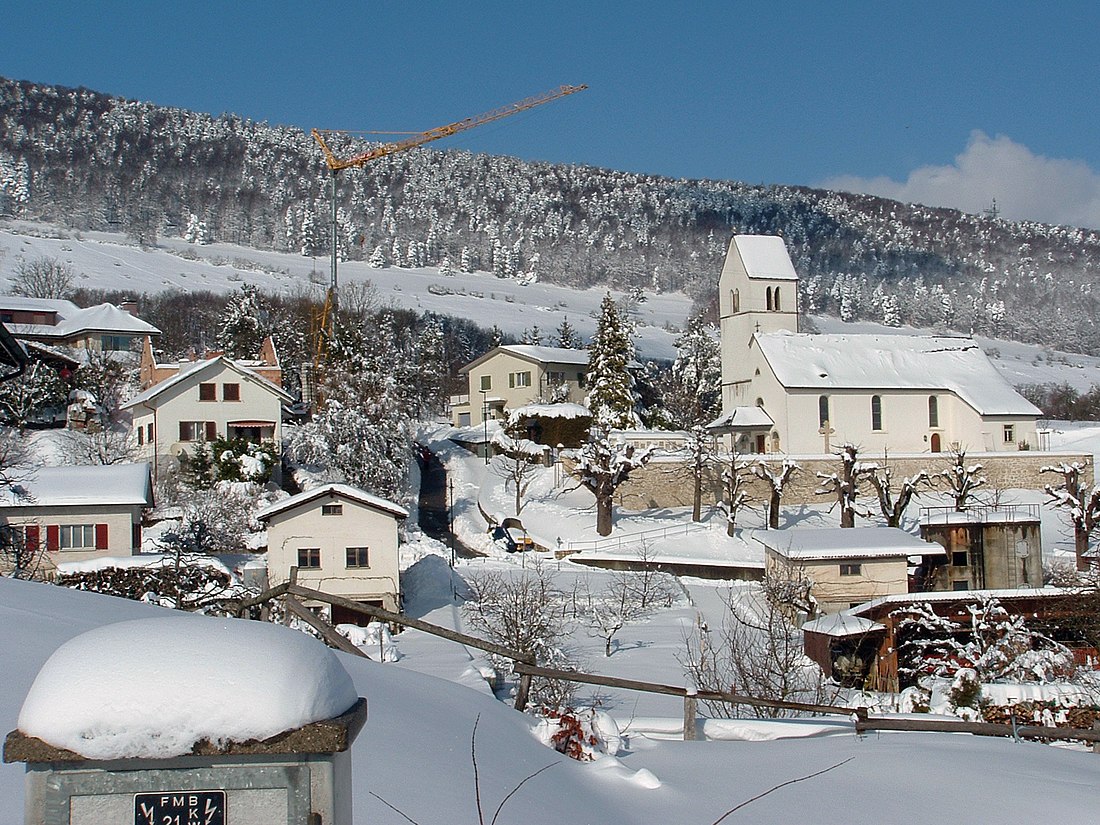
134 790 226 825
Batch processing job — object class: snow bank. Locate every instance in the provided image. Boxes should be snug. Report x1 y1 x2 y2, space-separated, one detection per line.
17 616 357 759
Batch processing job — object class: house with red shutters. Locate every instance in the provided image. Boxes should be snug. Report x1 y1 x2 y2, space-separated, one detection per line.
0 463 153 577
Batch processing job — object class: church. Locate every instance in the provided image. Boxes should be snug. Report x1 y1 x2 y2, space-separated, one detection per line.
712 235 1041 455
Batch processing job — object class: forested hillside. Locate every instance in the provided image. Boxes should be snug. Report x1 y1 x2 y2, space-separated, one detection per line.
3 76 1100 352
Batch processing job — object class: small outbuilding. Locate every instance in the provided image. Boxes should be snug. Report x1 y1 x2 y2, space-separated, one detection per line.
758 527 946 613
257 483 407 621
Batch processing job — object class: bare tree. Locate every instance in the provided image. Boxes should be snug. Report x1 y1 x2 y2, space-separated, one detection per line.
753 458 800 529
938 447 987 512
684 424 714 522
1042 461 1100 572
61 427 138 465
864 452 931 528
570 427 652 536
683 582 828 718
463 562 575 707
719 445 752 536
9 256 75 299
491 422 543 516
815 443 870 528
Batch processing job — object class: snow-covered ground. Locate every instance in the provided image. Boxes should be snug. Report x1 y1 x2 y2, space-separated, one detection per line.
5 575 1100 823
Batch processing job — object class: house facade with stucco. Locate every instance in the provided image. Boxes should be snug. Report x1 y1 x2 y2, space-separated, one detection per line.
450 345 589 427
257 483 407 620
714 235 1041 455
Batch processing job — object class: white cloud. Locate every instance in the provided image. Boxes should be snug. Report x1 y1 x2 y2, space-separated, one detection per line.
821 131 1100 229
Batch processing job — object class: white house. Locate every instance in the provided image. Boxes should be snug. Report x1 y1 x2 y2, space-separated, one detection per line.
0 463 154 576
122 350 292 477
257 483 407 620
450 345 589 426
715 235 1041 454
0 296 160 351
758 527 946 614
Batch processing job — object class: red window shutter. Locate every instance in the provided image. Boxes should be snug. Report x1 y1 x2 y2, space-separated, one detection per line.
24 525 39 552
46 525 59 551
95 523 108 550
205 421 217 441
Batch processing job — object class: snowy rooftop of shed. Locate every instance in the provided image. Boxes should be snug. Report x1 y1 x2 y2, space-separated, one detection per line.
255 482 408 521
848 586 1067 616
802 613 884 637
921 508 1040 525
708 405 774 430
0 463 153 508
509 402 591 422
757 527 945 560
755 331 1041 417
730 235 799 281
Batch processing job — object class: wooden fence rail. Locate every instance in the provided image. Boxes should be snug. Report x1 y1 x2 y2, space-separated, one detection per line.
236 581 1100 747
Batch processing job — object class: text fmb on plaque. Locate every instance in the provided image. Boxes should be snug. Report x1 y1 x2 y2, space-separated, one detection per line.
134 790 226 825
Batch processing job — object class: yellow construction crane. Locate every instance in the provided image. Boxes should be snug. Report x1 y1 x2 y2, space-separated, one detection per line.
309 84 587 366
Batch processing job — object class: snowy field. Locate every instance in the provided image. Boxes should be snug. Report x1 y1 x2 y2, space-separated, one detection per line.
5 575 1100 823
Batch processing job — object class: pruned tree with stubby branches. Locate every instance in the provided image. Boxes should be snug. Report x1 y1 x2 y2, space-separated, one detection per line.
753 458 800 529
815 443 870 528
864 451 932 528
939 446 987 512
570 427 652 536
1042 460 1100 572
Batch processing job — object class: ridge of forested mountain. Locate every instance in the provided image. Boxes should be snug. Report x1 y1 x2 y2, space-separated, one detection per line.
2 75 1100 353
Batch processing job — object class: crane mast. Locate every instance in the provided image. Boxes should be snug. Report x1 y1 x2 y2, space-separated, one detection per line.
310 84 587 363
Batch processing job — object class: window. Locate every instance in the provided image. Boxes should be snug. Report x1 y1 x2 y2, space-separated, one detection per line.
59 524 96 550
952 579 969 592
1003 424 1015 444
321 504 343 516
457 412 471 427
101 335 130 351
547 371 566 385
198 383 216 401
730 289 740 313
774 287 781 312
136 426 143 446
818 395 830 428
840 563 862 576
509 371 532 388
146 423 154 442
346 547 370 568
928 396 939 428
480 375 492 391
297 548 321 568
222 383 240 401
871 395 883 431
952 551 968 567
766 286 774 311
179 421 203 441
577 372 586 388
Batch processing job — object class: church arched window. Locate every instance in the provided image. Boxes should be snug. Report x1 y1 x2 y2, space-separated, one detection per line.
871 395 883 431
818 395 830 427
774 287 781 312
766 287 773 311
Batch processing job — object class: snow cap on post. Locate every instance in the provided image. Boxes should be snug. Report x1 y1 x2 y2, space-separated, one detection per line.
14 616 358 760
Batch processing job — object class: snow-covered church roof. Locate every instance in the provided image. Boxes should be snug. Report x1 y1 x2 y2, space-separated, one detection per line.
755 331 1041 417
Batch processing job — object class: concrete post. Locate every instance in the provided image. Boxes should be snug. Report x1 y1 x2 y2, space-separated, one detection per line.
683 687 699 741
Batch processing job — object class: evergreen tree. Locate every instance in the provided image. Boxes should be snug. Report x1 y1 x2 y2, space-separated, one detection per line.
585 294 638 430
556 316 581 349
216 284 270 358
664 314 722 427
368 244 386 268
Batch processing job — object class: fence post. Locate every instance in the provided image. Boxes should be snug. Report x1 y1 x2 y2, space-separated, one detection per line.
514 665 533 712
1092 720 1099 754
683 686 698 741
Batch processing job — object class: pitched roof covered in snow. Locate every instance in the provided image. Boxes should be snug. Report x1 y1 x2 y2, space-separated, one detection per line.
708 405 774 430
121 355 292 410
461 344 588 373
0 463 153 508
754 331 1041 417
757 527 946 561
729 235 800 281
802 613 884 637
255 483 408 522
2 297 160 339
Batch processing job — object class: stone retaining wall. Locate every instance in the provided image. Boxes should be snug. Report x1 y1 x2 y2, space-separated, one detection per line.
609 452 1094 511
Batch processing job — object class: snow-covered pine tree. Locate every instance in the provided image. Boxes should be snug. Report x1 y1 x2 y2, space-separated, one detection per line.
216 284 270 359
368 244 386 268
556 316 581 349
665 313 722 428
585 293 638 431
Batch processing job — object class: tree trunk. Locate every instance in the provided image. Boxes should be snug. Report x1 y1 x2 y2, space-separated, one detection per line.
841 507 854 528
596 492 613 536
726 518 735 538
1076 525 1090 572
769 491 780 529
692 465 702 522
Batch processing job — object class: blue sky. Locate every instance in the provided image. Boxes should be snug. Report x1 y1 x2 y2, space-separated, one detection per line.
5 2 1100 227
